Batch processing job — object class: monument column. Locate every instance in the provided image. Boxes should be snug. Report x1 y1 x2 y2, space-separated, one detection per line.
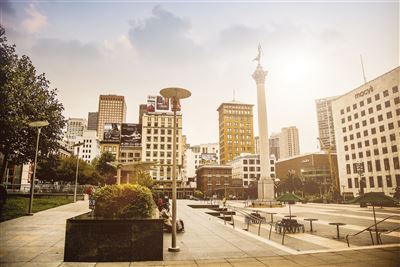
252 46 275 201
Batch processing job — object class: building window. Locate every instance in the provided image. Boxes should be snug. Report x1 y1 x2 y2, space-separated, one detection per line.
369 177 374 188
389 134 396 141
379 125 385 132
384 158 390 170
369 117 375 124
393 86 399 93
374 94 380 101
382 147 388 154
371 128 376 134
386 176 392 187
385 100 391 108
388 123 394 130
348 178 352 188
378 115 383 121
383 90 389 97
362 120 367 126
354 178 359 188
392 145 398 153
375 160 381 171
360 100 364 107
376 104 382 111
367 161 372 172
377 176 383 187
368 107 373 114
394 157 400 169
366 150 371 157
346 164 351 174
365 140 369 146
367 97 372 104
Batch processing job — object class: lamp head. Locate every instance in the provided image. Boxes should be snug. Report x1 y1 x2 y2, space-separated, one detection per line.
28 120 49 128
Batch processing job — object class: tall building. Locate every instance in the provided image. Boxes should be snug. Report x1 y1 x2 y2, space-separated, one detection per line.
66 118 87 141
316 96 339 152
217 101 255 164
332 67 399 197
279 126 300 159
138 104 147 125
97 95 127 140
87 112 98 131
141 113 185 186
269 133 281 160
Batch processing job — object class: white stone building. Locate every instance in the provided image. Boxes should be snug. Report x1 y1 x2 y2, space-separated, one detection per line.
141 113 184 185
229 153 276 188
73 130 100 163
332 67 399 197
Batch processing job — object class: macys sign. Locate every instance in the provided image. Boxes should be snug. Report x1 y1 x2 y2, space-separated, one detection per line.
355 86 373 99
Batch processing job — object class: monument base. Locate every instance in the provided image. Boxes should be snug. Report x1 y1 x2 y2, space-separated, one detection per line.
257 178 275 201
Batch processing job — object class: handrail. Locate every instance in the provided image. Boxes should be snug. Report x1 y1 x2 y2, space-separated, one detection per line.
226 205 271 235
346 215 400 247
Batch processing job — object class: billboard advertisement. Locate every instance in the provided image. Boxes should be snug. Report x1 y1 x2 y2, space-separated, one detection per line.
121 123 142 147
103 123 121 142
200 153 217 162
147 96 156 113
156 96 169 111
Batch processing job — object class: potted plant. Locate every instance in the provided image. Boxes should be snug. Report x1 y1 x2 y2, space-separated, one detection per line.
64 184 163 262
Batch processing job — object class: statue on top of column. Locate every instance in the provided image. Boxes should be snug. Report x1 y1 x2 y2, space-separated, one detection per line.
253 44 262 65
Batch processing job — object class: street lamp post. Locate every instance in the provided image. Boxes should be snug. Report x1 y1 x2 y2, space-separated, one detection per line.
342 185 346 202
300 169 305 198
73 142 84 203
27 120 49 215
160 87 191 253
273 178 280 198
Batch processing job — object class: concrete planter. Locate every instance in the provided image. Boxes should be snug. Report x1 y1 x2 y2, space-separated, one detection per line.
64 212 163 262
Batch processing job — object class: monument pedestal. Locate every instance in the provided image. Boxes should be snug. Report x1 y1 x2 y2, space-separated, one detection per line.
257 178 275 201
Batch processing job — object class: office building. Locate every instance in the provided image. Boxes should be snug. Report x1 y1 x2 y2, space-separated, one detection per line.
332 67 400 197
97 95 126 140
73 130 100 163
87 112 98 131
66 118 87 141
138 104 147 125
141 113 184 186
230 153 276 188
275 153 338 195
185 143 219 181
217 101 255 164
316 96 339 152
280 126 300 159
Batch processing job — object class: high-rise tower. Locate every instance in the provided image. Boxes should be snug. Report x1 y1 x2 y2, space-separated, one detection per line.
97 95 126 140
252 45 274 200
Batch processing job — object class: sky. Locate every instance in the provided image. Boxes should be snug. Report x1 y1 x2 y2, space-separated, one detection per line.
1 0 398 153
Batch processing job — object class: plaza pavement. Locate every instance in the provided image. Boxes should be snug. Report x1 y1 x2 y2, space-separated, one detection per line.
0 199 399 267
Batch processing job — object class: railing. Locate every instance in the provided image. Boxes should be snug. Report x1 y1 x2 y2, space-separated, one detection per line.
346 215 400 247
225 205 272 236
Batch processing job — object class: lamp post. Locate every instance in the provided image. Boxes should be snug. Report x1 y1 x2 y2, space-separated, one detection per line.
160 87 191 253
73 142 84 203
342 185 346 202
27 120 49 215
273 178 280 198
300 169 306 198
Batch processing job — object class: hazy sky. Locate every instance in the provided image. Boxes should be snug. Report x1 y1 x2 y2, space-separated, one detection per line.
1 1 398 153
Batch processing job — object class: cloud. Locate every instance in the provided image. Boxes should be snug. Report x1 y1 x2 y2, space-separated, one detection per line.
32 38 101 61
23 3 47 33
128 5 200 62
0 0 15 16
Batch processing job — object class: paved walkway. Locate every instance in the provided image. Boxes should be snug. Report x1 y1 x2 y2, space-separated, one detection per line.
0 200 399 266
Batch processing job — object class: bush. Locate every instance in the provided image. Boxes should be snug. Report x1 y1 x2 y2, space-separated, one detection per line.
194 190 204 199
94 184 155 218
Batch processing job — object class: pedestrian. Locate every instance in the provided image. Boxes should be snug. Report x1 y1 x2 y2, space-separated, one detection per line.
222 196 227 207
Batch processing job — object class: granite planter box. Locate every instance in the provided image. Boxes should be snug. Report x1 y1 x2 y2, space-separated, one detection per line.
64 212 163 262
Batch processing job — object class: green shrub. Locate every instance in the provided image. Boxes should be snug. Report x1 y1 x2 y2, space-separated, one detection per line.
194 190 204 199
94 184 155 218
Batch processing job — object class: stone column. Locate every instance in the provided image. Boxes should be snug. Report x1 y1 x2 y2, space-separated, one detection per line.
252 63 275 201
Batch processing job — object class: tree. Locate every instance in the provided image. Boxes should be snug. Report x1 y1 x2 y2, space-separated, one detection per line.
0 26 65 183
94 152 115 176
130 169 154 189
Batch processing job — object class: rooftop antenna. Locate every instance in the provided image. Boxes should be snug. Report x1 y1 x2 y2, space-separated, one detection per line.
360 54 367 84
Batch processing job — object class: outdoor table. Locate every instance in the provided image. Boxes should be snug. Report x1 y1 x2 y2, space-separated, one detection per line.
329 222 346 239
304 218 318 232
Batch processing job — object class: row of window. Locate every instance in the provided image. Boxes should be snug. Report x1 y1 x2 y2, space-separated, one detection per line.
343 128 397 143
344 144 398 161
346 157 400 174
145 136 179 143
120 152 141 158
347 174 400 189
342 119 399 134
340 86 399 115
345 142 397 154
